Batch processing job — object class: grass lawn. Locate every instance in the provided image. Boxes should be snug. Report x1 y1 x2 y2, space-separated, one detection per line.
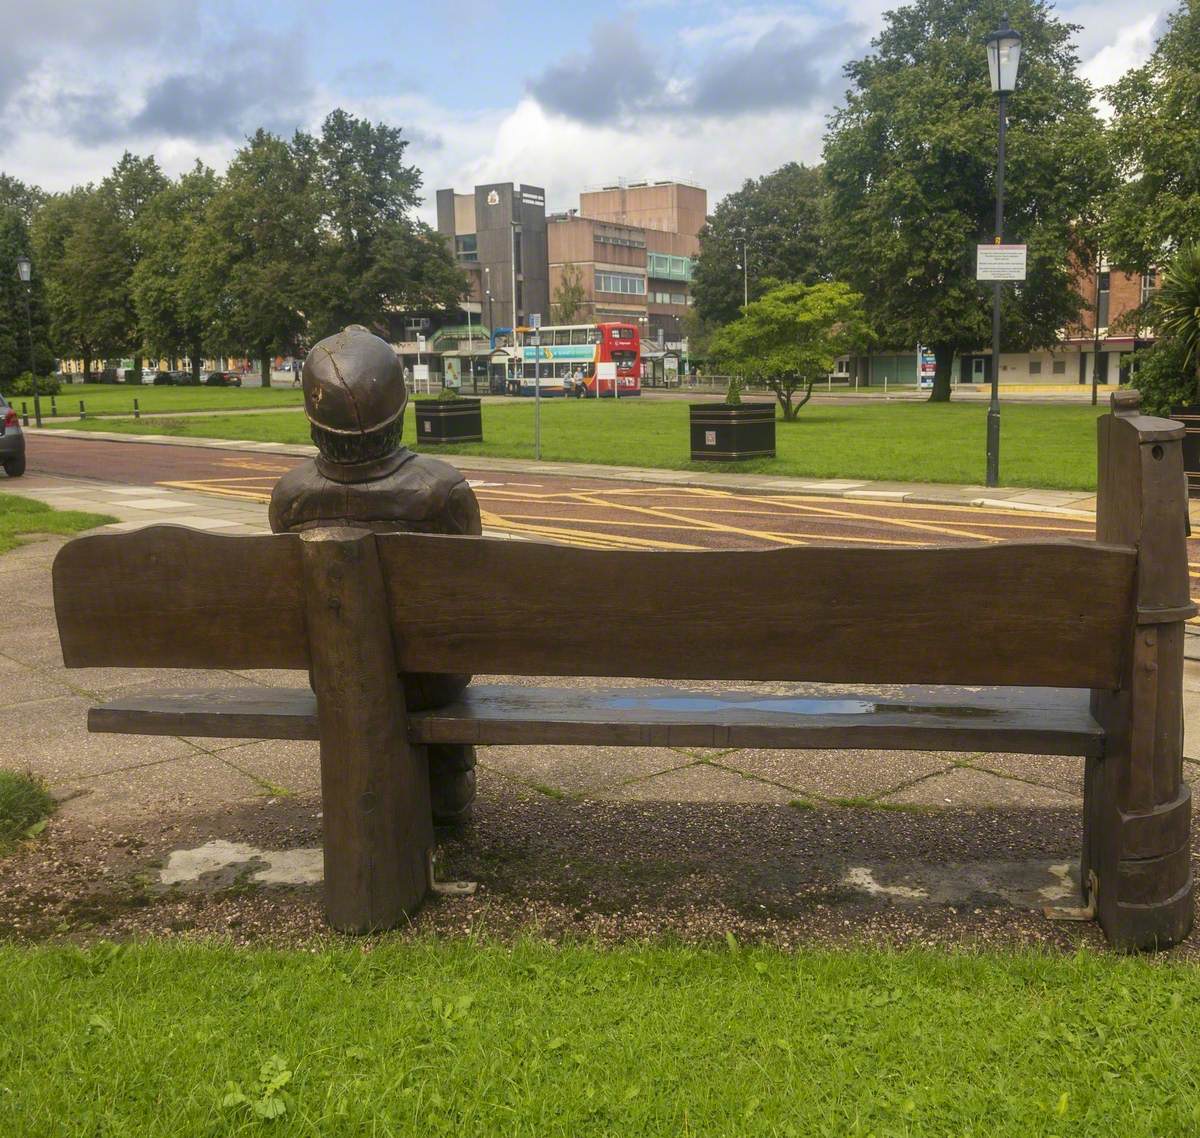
29 384 305 417
0 492 115 554
0 941 1197 1135
49 399 1108 490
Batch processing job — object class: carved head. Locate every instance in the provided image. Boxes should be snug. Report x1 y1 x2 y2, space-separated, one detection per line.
303 325 408 463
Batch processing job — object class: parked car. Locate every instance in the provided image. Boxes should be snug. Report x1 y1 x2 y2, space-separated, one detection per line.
151 371 177 385
204 371 242 387
0 394 26 477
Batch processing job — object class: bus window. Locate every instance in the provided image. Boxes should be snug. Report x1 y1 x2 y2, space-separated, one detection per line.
571 328 588 345
553 329 569 345
587 328 599 344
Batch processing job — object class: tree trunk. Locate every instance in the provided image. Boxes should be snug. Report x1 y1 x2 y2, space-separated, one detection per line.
928 344 955 403
133 353 142 386
82 349 91 383
790 376 817 418
192 342 203 387
261 346 271 389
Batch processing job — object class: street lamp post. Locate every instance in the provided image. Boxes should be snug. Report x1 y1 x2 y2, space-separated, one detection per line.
984 14 1022 488
15 255 40 428
736 238 749 309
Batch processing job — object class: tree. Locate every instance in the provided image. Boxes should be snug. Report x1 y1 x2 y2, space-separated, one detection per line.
1103 1 1200 273
300 109 465 340
193 129 318 387
0 207 52 385
33 188 131 380
131 163 218 384
1155 242 1200 394
823 0 1112 401
691 163 826 326
552 264 586 323
101 152 168 375
708 281 870 420
0 175 46 228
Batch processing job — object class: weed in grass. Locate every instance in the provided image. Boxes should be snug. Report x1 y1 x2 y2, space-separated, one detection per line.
222 1055 294 1121
0 769 55 850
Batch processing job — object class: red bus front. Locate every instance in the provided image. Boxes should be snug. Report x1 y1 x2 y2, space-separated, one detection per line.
597 323 641 396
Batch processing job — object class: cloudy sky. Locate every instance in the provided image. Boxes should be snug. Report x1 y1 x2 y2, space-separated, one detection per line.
0 0 1171 219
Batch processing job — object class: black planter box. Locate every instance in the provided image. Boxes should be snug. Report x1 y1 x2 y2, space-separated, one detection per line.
414 398 483 444
689 402 776 461
1171 403 1200 497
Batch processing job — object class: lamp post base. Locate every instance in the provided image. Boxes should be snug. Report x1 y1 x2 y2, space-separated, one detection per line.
986 405 1000 488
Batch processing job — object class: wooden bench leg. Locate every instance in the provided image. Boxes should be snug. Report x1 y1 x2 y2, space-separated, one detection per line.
1087 393 1195 950
301 527 433 932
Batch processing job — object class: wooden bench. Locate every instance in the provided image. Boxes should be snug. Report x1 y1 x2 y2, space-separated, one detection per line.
52 392 1196 950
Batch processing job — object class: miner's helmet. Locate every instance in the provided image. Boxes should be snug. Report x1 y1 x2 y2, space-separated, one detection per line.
302 325 407 435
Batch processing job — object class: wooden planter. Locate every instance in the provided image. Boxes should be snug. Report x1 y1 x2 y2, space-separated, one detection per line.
1170 404 1200 497
689 402 776 461
414 398 482 444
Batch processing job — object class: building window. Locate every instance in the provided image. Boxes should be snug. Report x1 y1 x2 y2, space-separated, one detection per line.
1096 270 1110 329
647 254 694 282
670 292 686 305
513 229 522 274
454 234 477 262
1029 361 1042 375
594 271 645 295
1141 269 1158 306
1052 359 1066 374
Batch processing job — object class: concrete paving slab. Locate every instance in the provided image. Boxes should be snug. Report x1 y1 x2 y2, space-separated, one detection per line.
881 765 1078 809
716 748 955 800
957 753 1085 797
207 739 322 797
479 744 691 796
11 694 195 781
1 657 76 705
599 761 796 804
61 752 264 825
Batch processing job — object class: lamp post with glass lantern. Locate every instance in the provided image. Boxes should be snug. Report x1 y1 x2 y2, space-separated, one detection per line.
984 14 1022 488
15 255 40 428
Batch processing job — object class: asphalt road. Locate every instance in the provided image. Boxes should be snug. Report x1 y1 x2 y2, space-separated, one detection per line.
23 431 1113 558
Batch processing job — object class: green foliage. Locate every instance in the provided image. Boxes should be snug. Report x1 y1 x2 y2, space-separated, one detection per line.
692 163 826 326
0 205 52 384
300 110 466 340
0 769 55 850
1127 337 1194 416
1155 242 1200 388
552 264 587 324
436 384 462 402
1103 1 1200 272
724 375 743 405
222 1055 294 1121
0 372 60 397
709 282 870 420
823 0 1113 400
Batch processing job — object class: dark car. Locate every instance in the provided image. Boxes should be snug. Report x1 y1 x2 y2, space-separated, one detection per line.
152 371 177 385
0 393 26 477
204 371 243 387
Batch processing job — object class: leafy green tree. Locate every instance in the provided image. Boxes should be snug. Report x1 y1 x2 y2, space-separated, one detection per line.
0 175 46 227
1103 1 1200 272
300 109 465 340
691 163 826 326
194 129 318 386
823 0 1112 401
101 152 168 377
1153 242 1200 397
0 207 52 384
708 281 870 420
131 163 218 384
33 188 131 380
552 264 586 323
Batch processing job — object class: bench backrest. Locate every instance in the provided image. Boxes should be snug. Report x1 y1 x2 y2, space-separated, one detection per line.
54 524 1136 689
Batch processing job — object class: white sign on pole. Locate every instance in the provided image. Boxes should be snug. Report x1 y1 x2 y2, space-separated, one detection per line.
414 363 430 385
416 334 426 350
976 244 1027 281
529 313 541 329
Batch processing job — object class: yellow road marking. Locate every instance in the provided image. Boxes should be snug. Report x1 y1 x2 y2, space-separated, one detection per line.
478 509 702 550
157 479 272 501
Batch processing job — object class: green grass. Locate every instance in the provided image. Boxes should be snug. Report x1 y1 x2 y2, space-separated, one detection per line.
1 941 1198 1135
30 384 305 417
0 771 54 851
0 493 116 554
48 400 1107 490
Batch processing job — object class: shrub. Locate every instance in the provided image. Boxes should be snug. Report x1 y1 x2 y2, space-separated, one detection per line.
1125 339 1193 415
0 372 61 398
436 385 462 402
725 375 743 406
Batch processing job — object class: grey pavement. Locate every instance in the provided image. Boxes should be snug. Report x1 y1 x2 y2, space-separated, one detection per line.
3 448 1199 939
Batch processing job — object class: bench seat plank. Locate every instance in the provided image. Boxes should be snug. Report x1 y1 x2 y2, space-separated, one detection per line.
89 684 1106 757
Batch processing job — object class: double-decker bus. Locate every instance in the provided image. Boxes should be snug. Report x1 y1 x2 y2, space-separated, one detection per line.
517 322 641 397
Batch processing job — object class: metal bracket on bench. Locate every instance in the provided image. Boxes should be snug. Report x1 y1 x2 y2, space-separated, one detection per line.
1043 870 1098 922
426 849 477 898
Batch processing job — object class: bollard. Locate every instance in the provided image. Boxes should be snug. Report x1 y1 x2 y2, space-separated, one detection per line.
79 400 86 421
133 398 140 420
50 395 57 417
21 401 29 426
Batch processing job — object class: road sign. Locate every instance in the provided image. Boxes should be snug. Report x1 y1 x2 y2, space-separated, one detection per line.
529 313 541 329
976 244 1027 281
416 334 426 350
528 333 540 347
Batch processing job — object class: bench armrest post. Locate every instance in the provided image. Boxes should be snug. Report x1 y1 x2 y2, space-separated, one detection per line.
1088 390 1195 950
301 527 432 931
